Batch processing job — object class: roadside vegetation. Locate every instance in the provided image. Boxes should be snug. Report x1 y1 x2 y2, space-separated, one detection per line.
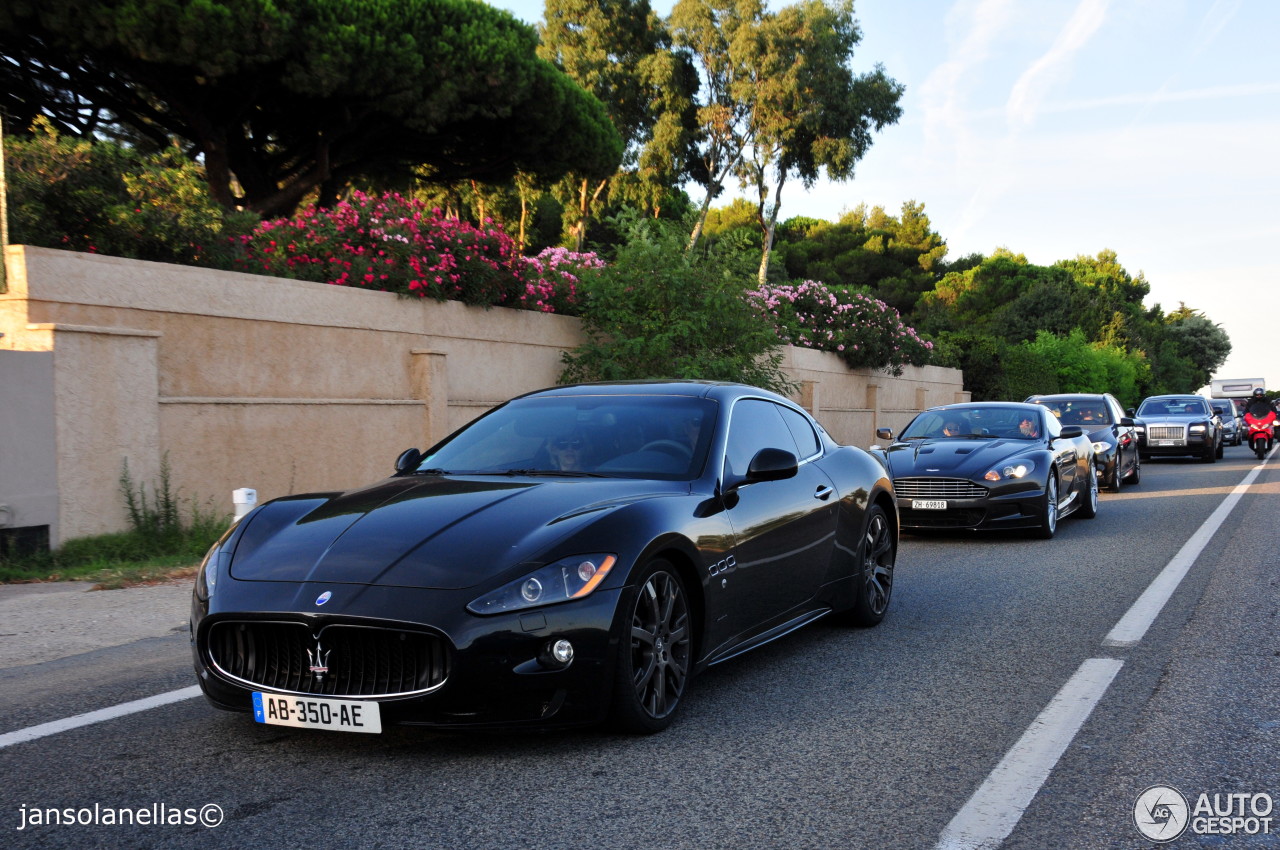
0 0 1231 579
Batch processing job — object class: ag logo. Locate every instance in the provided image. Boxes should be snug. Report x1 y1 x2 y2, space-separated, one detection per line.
1134 785 1189 842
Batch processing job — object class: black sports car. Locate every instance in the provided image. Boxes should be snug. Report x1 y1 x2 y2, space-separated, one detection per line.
191 381 898 734
873 402 1097 538
1025 393 1141 490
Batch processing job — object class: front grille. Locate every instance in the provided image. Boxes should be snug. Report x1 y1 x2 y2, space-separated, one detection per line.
1147 425 1185 443
207 620 449 698
895 477 989 499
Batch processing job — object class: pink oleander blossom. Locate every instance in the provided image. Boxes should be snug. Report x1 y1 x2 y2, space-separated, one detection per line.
746 279 933 373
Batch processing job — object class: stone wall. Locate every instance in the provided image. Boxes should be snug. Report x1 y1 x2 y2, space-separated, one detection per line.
1 246 967 546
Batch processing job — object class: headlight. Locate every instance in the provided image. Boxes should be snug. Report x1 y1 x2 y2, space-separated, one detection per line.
1091 441 1110 454
984 461 1034 481
467 554 618 615
195 544 223 602
1189 424 1206 434
1135 425 1145 434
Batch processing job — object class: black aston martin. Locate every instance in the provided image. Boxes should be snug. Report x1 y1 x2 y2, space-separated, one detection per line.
191 381 898 734
873 402 1098 538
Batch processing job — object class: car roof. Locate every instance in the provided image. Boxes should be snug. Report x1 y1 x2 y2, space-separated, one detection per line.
513 380 794 406
1026 393 1110 402
925 401 1045 413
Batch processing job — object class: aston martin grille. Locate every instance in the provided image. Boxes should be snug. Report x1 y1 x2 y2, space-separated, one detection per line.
894 477 989 499
207 621 449 698
1146 425 1185 442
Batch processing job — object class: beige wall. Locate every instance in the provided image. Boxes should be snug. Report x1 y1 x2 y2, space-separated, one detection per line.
1 246 966 546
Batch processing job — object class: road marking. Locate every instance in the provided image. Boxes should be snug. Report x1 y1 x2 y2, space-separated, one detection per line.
0 686 201 750
1104 456 1269 647
936 658 1123 850
936 452 1272 849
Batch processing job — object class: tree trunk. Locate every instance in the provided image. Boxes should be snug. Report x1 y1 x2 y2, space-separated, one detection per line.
756 174 787 286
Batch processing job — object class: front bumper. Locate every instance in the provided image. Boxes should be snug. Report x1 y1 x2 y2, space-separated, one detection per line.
190 580 626 729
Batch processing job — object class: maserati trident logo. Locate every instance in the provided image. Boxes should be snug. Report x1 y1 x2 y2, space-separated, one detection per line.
307 641 331 680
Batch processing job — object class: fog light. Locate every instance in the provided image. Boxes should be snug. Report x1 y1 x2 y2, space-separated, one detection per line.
551 639 574 665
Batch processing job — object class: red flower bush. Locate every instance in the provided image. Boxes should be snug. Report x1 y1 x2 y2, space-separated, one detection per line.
235 192 598 314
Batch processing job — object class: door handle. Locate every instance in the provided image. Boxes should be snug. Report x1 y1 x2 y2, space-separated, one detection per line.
814 485 834 501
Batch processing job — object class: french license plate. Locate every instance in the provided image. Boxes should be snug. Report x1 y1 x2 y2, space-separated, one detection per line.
253 692 382 734
911 499 948 510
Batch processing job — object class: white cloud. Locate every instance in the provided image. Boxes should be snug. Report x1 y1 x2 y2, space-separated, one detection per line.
1005 0 1111 127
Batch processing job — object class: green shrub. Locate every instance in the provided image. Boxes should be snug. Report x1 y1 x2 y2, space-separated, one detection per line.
4 117 256 268
560 216 794 394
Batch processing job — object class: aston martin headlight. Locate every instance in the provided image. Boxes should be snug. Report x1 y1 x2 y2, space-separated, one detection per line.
984 461 1034 481
467 554 618 615
1091 441 1109 454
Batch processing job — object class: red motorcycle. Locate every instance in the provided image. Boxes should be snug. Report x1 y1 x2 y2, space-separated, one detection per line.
1244 409 1277 459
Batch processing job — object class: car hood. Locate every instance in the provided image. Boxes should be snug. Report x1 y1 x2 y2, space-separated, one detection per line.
884 439 1038 479
228 475 676 590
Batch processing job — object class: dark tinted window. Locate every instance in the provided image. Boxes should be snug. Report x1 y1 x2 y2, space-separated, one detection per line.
725 400 799 479
778 406 822 459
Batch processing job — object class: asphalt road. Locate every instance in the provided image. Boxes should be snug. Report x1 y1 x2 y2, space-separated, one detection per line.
1 445 1277 849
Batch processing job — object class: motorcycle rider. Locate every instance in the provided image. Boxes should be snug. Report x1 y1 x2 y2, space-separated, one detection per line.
1244 387 1275 419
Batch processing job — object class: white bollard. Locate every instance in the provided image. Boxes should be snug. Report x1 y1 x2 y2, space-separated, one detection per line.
232 488 258 520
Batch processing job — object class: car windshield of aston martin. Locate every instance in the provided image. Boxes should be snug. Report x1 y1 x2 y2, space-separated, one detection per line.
900 406 1043 441
417 395 719 480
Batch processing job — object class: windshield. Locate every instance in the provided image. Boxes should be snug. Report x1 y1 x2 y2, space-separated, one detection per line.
1033 398 1111 427
418 395 717 480
1138 397 1209 417
901 406 1044 441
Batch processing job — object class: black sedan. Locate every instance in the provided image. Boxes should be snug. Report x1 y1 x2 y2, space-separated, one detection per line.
874 402 1097 538
191 381 898 734
1026 393 1141 490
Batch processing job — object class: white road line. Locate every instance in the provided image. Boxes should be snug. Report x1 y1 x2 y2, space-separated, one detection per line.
935 658 1123 850
1104 455 1269 647
0 686 201 750
934 452 1272 848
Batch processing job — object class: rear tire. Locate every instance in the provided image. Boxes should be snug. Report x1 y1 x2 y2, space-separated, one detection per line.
841 505 895 627
610 560 692 734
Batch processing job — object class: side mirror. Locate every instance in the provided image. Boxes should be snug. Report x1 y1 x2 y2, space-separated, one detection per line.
876 427 894 442
395 448 423 474
739 447 798 488
1127 408 1136 417
1119 417 1135 427
1059 425 1085 439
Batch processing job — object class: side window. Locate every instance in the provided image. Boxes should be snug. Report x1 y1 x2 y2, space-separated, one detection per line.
1043 409 1062 438
724 400 800 480
778 406 822 460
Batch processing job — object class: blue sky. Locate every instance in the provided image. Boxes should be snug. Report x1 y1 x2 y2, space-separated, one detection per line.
489 0 1280 393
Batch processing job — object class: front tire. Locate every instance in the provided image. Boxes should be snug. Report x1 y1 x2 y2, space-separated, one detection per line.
1033 475 1059 539
1105 457 1122 491
841 504 895 626
1125 454 1141 485
610 560 692 734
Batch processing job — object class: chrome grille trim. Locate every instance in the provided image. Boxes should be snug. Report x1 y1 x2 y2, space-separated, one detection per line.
1147 425 1185 442
207 620 450 698
894 477 989 499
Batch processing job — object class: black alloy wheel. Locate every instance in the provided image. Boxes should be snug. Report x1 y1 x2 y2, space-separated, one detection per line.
842 504 895 626
611 560 692 733
1125 455 1141 485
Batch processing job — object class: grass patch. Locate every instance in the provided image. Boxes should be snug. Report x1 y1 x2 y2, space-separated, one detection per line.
0 455 232 588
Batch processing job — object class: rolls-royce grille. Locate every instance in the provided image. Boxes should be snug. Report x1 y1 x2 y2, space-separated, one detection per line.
1146 425 1185 443
895 477 988 499
207 621 449 698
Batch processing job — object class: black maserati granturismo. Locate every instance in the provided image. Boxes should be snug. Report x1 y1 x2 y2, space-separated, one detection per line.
191 381 898 734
